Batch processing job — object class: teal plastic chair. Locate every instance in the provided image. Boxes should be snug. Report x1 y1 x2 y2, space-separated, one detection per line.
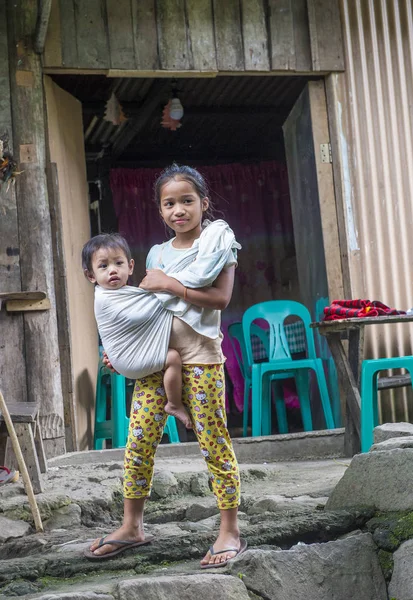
228 322 293 436
164 416 180 444
360 356 413 452
242 300 335 437
94 358 130 449
94 353 180 448
314 297 342 427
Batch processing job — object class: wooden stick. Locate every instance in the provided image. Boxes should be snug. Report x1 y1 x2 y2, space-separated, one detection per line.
0 392 43 532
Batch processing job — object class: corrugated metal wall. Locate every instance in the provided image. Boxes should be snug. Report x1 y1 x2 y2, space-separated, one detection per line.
329 0 413 423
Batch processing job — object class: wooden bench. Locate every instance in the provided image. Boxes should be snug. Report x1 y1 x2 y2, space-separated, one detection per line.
0 402 47 494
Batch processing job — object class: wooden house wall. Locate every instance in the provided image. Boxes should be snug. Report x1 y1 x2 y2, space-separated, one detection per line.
43 0 344 74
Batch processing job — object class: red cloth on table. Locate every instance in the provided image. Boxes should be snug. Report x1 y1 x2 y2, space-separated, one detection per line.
323 299 405 321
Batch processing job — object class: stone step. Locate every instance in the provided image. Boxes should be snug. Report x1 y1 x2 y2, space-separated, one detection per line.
0 508 373 598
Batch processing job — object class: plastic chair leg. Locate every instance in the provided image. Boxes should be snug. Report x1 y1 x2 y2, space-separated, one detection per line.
273 380 288 434
94 369 108 450
372 372 379 428
243 377 250 437
295 370 313 431
251 364 263 437
261 374 272 436
361 366 375 452
111 372 127 448
164 416 180 443
314 360 335 429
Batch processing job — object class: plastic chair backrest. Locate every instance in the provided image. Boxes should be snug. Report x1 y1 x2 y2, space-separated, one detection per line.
228 322 269 376
242 300 316 366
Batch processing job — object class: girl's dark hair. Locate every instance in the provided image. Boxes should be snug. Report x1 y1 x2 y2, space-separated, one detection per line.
81 233 132 273
154 163 215 220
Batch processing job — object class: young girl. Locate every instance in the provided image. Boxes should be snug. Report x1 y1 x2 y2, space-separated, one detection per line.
85 164 246 567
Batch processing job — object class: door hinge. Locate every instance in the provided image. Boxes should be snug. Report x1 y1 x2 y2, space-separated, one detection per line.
320 143 332 164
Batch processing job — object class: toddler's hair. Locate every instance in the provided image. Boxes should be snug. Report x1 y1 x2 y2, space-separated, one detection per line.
154 163 215 220
81 233 132 273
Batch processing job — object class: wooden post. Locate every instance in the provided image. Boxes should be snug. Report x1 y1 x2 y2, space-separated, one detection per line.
7 0 66 457
0 0 28 405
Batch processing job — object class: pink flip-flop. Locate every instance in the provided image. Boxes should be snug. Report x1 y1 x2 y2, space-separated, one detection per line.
0 466 18 484
83 535 154 560
201 538 248 569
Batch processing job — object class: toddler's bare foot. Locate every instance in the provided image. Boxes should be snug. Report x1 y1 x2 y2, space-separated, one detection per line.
164 402 192 429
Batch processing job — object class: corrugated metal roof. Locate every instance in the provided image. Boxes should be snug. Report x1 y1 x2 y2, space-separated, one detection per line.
51 74 319 162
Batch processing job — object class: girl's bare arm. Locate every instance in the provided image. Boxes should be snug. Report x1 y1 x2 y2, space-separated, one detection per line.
139 266 235 311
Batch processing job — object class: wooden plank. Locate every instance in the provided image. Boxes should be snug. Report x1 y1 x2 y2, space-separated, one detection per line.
14 423 43 494
6 298 51 312
74 0 110 69
107 69 216 78
308 80 344 300
324 74 352 297
0 0 28 405
326 332 361 456
213 0 244 71
186 0 217 72
131 0 159 70
7 0 65 452
307 0 344 71
46 161 77 453
313 315 413 331
292 0 312 72
240 0 270 71
106 0 135 69
34 419 48 473
59 0 78 68
43 0 62 67
34 0 53 54
0 402 38 422
156 0 190 70
268 0 296 70
378 374 412 390
0 291 46 301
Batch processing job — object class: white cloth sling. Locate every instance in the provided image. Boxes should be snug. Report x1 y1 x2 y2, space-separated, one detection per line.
94 220 241 380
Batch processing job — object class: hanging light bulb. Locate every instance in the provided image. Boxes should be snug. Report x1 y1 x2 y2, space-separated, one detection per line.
170 97 184 120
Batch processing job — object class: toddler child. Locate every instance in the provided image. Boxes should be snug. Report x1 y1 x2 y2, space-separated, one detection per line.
82 234 192 428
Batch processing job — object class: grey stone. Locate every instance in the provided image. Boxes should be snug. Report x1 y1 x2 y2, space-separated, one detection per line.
388 538 413 600
326 449 413 511
151 471 178 499
179 521 212 533
1 580 41 596
371 436 413 451
185 500 219 522
44 503 82 531
228 533 387 600
374 422 413 444
117 574 250 600
190 472 210 496
0 516 31 542
248 495 326 516
35 594 114 600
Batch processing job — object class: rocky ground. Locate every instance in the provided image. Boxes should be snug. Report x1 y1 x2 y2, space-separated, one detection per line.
1 426 413 599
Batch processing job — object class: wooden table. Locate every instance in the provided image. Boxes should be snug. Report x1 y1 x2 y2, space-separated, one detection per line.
311 315 413 456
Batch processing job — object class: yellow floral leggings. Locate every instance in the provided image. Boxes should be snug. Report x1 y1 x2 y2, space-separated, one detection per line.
124 363 240 509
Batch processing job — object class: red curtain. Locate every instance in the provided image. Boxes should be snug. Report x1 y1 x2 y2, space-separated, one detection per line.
110 161 294 413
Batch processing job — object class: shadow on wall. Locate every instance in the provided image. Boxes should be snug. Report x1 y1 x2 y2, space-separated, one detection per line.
76 370 94 450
